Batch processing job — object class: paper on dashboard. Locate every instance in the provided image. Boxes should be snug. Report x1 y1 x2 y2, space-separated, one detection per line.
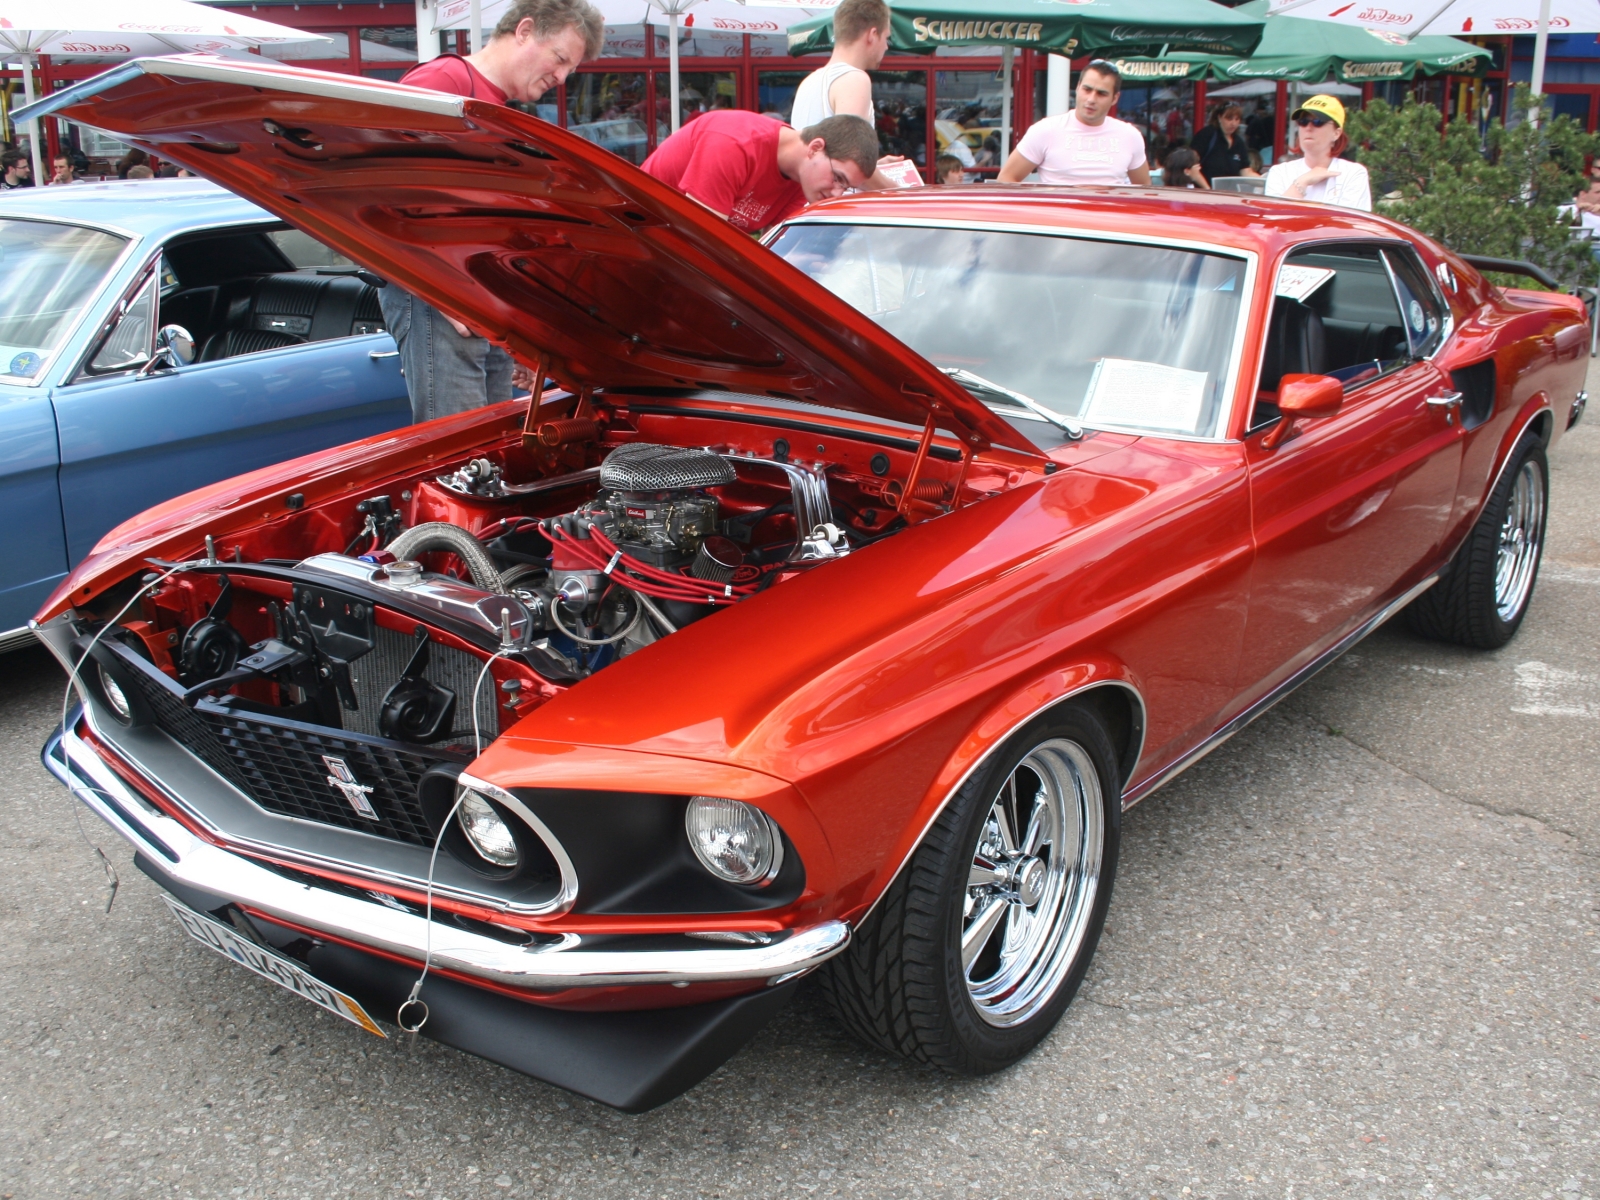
1082 358 1209 435
1275 264 1335 303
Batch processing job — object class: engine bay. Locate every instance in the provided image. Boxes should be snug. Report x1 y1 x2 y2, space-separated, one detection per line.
71 396 1017 759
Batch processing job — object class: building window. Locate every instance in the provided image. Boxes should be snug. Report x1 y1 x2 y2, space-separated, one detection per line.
360 27 418 63
935 71 1006 172
260 31 351 61
872 71 929 167
655 72 737 142
567 72 650 164
757 70 805 121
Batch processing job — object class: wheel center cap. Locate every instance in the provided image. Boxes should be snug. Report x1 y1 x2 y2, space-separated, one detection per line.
1014 857 1047 906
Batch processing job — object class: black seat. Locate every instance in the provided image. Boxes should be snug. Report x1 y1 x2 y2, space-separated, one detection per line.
198 328 301 362
196 273 386 361
1260 296 1327 391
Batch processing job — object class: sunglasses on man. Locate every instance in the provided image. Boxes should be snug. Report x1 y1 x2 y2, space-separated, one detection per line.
1295 114 1335 129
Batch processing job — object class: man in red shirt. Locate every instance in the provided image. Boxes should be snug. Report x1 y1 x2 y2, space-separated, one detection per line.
642 112 880 234
381 0 604 423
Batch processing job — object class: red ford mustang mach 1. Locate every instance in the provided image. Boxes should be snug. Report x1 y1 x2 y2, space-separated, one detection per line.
24 56 1587 1111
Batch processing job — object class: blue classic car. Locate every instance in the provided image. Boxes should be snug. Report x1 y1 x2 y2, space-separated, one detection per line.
0 179 412 649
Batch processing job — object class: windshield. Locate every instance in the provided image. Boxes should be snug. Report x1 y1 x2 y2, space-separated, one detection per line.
770 223 1249 439
0 219 128 385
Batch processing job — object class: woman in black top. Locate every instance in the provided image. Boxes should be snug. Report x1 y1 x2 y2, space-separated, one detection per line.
1192 104 1259 183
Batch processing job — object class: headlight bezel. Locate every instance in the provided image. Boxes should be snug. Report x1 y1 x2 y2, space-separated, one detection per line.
417 767 572 896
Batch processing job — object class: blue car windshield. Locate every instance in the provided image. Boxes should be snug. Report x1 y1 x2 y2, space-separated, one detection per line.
769 223 1249 440
0 219 128 384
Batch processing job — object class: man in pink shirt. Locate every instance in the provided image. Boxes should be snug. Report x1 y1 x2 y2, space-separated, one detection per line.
997 60 1150 187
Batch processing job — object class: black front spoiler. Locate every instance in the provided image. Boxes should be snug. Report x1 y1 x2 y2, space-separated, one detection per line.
136 853 797 1112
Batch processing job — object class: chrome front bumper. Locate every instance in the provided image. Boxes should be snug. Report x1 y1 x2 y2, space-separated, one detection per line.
43 712 849 993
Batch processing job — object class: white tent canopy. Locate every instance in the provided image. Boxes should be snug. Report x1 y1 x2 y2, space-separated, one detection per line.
1271 0 1600 115
1 0 325 183
1208 77 1362 96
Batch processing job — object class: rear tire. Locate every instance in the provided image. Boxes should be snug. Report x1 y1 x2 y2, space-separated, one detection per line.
820 704 1119 1074
1405 436 1547 649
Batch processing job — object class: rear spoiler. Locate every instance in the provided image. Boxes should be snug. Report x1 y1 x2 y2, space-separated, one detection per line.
1457 255 1562 292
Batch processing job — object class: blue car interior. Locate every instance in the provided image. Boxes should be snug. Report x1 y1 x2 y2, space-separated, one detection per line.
154 229 386 363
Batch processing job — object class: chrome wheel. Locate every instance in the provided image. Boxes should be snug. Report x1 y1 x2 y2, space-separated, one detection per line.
1494 458 1545 624
963 738 1104 1028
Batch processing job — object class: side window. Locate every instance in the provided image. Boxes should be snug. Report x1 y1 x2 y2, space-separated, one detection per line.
83 269 158 375
1254 244 1413 430
1382 246 1448 359
268 228 357 270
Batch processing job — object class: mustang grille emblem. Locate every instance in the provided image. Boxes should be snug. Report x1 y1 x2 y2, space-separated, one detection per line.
323 755 379 820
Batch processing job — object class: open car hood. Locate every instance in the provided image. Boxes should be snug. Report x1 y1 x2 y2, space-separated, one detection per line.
25 55 1037 456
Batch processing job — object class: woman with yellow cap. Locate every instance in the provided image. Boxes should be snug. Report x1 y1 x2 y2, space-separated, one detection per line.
1263 94 1371 212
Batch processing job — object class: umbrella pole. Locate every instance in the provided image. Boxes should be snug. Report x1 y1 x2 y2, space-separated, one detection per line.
22 57 43 190
1046 54 1070 117
1530 0 1551 125
469 0 482 54
669 10 681 132
1000 45 1013 161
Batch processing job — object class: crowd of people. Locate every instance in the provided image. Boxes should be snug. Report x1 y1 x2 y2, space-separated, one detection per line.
0 0 1376 429
0 140 196 186
988 59 1369 211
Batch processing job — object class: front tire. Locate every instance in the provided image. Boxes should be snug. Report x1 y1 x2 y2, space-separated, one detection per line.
820 705 1120 1074
1405 436 1548 649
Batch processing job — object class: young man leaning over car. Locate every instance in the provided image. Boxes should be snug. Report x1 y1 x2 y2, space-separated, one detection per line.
641 112 880 235
379 0 605 423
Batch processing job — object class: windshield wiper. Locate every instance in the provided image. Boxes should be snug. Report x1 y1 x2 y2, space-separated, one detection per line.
940 367 1083 440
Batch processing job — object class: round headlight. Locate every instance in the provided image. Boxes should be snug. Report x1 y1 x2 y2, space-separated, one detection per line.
685 796 783 886
457 789 520 868
97 662 133 723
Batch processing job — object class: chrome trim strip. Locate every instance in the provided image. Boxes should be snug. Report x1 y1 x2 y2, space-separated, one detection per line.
1119 572 1440 809
46 718 849 990
32 614 575 915
456 773 580 917
15 56 467 126
0 625 39 654
770 215 1258 446
856 679 1146 928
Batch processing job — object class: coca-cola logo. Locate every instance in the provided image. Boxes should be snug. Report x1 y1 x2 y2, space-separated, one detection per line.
1351 8 1415 25
59 41 132 53
1492 15 1569 28
705 18 782 32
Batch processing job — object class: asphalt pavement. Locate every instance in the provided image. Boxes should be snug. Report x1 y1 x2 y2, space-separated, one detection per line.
1 373 1596 1200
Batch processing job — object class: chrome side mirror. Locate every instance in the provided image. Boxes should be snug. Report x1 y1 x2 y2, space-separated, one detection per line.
138 324 195 376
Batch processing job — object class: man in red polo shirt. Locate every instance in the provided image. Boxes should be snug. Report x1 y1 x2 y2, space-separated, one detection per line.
642 112 880 234
381 0 604 423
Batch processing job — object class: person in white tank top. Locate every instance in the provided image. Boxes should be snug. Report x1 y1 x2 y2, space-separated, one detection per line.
790 0 888 132
791 61 876 129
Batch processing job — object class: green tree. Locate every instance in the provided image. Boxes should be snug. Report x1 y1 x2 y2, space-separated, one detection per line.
1346 86 1600 288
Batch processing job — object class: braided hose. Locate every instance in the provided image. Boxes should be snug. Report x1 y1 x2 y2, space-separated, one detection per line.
388 522 508 593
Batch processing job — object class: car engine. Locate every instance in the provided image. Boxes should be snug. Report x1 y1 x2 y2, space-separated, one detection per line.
79 440 869 763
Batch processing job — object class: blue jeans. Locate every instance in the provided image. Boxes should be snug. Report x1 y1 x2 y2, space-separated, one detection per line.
378 285 514 424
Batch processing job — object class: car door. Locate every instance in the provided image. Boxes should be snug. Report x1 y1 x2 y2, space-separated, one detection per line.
0 384 68 640
50 230 409 565
1234 241 1461 707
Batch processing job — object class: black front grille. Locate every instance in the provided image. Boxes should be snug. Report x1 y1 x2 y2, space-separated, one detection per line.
112 645 465 848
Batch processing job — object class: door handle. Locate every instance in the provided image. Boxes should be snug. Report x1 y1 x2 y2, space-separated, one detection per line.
369 350 399 360
1425 391 1463 408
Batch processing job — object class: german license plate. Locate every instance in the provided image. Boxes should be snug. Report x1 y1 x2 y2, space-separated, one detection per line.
162 895 386 1037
